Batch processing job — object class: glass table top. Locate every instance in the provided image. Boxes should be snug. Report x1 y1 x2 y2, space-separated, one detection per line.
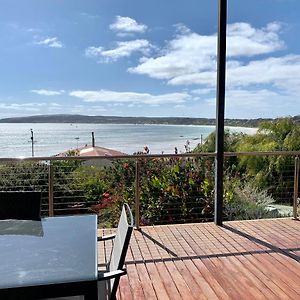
0 215 98 289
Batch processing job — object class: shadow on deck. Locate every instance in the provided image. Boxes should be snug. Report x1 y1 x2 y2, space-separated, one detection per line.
98 218 300 300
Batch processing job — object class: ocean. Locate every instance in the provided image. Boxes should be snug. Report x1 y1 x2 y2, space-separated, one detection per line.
0 123 256 158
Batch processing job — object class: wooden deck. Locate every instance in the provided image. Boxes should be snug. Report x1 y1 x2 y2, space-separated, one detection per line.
98 218 300 300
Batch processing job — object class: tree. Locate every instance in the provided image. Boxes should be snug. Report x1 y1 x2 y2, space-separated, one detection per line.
193 129 244 153
236 118 300 203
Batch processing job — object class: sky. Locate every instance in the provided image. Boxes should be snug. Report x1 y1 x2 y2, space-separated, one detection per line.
0 0 300 119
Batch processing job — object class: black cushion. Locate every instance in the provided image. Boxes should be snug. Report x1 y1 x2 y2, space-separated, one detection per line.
0 191 41 221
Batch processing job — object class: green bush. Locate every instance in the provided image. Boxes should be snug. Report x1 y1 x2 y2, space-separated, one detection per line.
224 183 279 220
138 157 215 225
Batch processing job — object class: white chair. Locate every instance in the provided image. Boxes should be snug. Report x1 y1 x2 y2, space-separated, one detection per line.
97 204 133 300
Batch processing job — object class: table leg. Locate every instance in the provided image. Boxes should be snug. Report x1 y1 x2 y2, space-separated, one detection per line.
84 282 98 300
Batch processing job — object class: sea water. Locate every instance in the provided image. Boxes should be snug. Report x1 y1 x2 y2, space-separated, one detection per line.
0 123 256 158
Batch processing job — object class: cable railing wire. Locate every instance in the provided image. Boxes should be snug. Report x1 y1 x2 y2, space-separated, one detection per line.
0 151 298 225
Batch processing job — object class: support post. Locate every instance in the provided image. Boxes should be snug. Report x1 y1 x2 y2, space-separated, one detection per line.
48 162 54 217
30 129 34 157
293 156 299 220
135 159 140 229
92 132 95 147
215 0 227 226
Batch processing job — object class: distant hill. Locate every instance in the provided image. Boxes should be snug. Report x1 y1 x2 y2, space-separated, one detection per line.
0 114 299 127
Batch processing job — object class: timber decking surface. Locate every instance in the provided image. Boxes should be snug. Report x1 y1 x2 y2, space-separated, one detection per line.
98 218 300 300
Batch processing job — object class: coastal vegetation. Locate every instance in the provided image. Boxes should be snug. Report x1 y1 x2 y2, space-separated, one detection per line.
0 117 299 225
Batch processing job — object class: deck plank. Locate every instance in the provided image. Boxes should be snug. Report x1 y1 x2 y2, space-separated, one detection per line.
169 225 226 300
142 226 183 300
97 218 300 300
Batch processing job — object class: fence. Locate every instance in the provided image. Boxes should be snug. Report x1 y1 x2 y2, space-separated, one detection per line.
0 151 299 227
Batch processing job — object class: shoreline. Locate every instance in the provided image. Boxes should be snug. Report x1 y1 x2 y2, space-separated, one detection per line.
0 123 255 158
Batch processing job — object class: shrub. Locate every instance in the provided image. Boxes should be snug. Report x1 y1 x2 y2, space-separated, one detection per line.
224 183 279 220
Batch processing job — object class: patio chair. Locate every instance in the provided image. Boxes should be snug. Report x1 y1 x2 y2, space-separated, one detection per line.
0 191 41 221
97 203 134 300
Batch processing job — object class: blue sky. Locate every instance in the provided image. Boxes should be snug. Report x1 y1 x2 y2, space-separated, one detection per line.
0 0 300 119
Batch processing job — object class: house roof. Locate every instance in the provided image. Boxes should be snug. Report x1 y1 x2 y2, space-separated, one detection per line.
56 145 126 157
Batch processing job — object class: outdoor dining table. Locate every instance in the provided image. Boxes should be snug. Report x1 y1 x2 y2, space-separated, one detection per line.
0 214 98 300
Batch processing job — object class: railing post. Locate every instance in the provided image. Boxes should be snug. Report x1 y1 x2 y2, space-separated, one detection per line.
293 156 299 220
135 159 140 230
48 162 54 217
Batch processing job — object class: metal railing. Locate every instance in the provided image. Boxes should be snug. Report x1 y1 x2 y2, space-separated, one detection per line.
0 151 299 227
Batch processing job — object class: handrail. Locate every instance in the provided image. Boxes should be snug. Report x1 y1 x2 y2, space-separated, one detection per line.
224 150 300 157
2 150 300 162
0 152 214 162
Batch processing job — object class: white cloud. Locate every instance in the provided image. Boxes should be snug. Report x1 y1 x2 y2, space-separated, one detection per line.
226 55 300 93
167 55 300 93
69 90 190 105
174 23 192 35
110 16 147 34
226 22 284 56
202 87 300 118
129 22 284 82
127 21 300 109
69 105 107 114
31 89 65 96
0 102 46 111
34 37 63 48
129 32 216 80
49 102 62 107
174 54 300 91
226 89 280 108
27 28 42 33
85 40 152 62
168 72 216 86
0 101 109 118
84 46 104 57
191 88 214 95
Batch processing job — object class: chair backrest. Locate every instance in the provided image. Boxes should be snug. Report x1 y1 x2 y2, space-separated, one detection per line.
108 204 133 298
0 191 41 221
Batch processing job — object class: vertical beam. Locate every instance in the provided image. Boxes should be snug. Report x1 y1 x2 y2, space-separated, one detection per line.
30 129 34 157
293 156 299 220
215 0 227 226
135 159 140 229
48 162 54 217
92 131 95 147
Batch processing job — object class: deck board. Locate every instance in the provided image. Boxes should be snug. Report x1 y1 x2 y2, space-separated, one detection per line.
98 218 300 299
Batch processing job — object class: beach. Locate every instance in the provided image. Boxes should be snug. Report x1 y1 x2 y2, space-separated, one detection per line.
0 123 256 158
